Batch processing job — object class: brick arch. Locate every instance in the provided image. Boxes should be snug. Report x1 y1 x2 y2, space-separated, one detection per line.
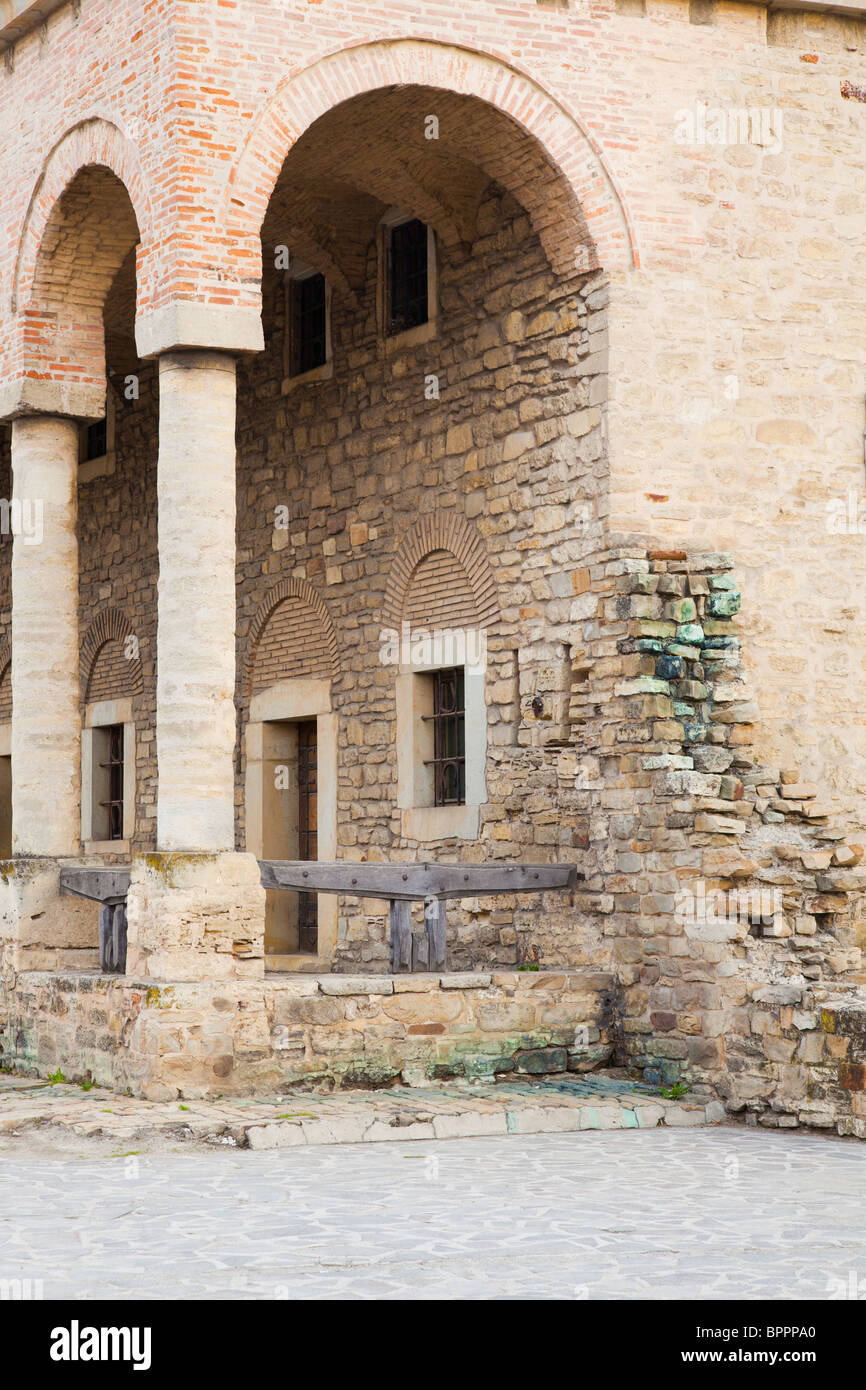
222 37 639 293
81 609 143 702
0 637 10 723
245 579 340 695
383 512 500 630
14 117 151 314
11 117 151 396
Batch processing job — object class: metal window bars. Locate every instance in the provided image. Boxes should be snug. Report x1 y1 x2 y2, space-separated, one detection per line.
292 271 327 375
97 723 124 841
297 719 319 953
423 667 466 806
389 218 428 334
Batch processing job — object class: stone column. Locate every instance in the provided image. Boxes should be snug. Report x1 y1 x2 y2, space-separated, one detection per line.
1 415 93 976
124 351 265 984
155 351 237 852
10 415 81 855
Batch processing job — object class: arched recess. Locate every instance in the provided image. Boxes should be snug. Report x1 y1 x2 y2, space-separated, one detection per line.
383 512 500 631
11 118 151 400
81 609 143 703
245 579 340 696
222 37 638 303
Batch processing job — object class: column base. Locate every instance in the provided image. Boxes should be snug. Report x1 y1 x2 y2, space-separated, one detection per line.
0 858 98 975
125 852 265 981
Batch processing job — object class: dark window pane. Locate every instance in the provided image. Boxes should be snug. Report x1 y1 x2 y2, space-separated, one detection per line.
291 273 327 375
296 719 318 953
84 418 107 461
389 218 428 334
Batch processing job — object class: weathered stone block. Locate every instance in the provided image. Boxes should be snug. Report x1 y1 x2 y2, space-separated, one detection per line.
514 1046 567 1074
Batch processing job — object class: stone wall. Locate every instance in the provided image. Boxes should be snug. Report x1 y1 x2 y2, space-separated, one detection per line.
564 541 866 1128
731 988 866 1138
0 966 614 1099
77 363 159 854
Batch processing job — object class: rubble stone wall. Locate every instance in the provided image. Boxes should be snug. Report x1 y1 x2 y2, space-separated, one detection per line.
732 990 866 1138
565 541 866 1135
0 967 614 1100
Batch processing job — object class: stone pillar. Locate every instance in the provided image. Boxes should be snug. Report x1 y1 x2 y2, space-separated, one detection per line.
124 351 265 983
10 415 81 855
0 415 94 977
156 351 237 851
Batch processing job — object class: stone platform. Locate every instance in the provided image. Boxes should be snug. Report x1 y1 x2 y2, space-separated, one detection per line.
0 967 615 1099
0 1071 721 1152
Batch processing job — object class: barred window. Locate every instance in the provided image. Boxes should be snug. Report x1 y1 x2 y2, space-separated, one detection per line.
389 218 429 335
424 667 465 806
290 271 327 376
94 723 124 841
84 417 107 462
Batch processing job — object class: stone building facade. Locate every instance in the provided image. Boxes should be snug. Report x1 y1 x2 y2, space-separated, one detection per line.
0 0 865 1126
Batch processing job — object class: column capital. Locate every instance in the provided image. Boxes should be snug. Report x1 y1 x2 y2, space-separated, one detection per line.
0 377 104 424
135 303 264 361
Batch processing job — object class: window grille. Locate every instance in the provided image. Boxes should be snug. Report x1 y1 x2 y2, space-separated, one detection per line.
291 272 327 375
424 668 466 806
389 218 428 334
84 417 107 461
98 723 124 841
297 719 318 952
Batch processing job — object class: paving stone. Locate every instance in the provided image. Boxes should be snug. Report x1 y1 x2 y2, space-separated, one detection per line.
8 1125 859 1299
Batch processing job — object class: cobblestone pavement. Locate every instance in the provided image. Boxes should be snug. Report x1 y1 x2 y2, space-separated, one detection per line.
0 1071 718 1149
0 1126 863 1300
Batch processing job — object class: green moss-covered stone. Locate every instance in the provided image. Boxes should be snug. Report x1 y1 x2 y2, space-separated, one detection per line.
707 590 741 618
667 597 697 623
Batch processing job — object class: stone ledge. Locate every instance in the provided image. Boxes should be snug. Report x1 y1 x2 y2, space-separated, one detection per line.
0 1 69 55
318 975 394 996
268 969 607 997
0 1071 720 1151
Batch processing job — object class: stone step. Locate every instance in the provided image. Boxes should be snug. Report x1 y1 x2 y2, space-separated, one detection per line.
0 1071 722 1152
